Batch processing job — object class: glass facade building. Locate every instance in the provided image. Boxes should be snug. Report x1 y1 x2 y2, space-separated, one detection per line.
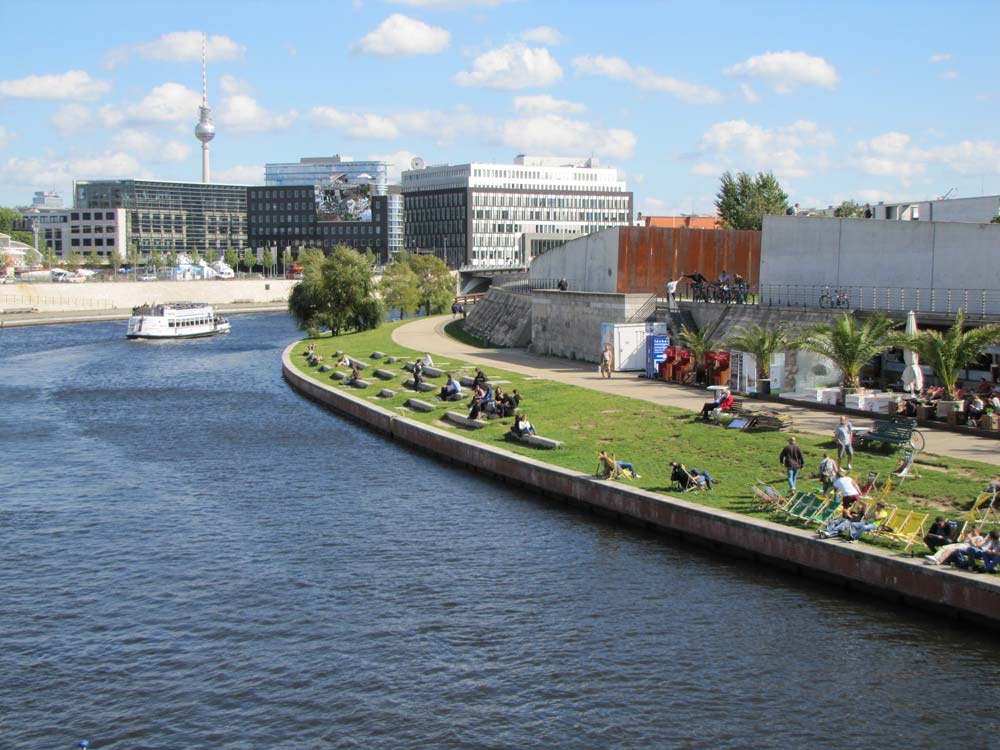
402 156 632 268
74 179 248 258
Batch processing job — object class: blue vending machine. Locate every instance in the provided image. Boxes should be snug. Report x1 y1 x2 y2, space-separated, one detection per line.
645 334 670 378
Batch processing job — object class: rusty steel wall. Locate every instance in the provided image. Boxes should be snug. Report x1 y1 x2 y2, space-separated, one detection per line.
616 227 761 294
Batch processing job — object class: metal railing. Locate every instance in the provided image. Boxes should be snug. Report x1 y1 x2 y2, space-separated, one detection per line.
753 285 1000 319
494 277 580 295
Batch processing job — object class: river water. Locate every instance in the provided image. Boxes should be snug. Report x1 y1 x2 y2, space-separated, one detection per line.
2 313 999 749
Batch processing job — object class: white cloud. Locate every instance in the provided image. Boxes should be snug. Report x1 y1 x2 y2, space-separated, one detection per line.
50 103 93 135
723 50 840 93
0 70 110 101
513 94 585 115
214 164 265 184
740 84 761 104
312 106 400 139
106 31 245 67
696 119 834 179
455 44 562 89
160 141 192 162
692 162 722 176
851 132 1000 183
356 14 450 56
572 55 722 104
940 71 960 80
502 114 636 159
368 149 420 182
0 152 152 188
519 26 562 45
99 82 201 126
929 52 952 63
110 129 192 163
218 94 297 132
219 75 254 96
632 173 645 185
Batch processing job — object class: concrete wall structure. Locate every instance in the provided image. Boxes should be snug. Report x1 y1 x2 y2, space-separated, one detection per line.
531 290 651 362
1 279 295 312
761 215 1000 312
530 226 761 295
873 194 1000 223
283 343 1000 629
462 287 533 347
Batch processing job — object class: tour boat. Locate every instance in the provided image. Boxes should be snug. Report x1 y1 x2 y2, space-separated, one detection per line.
126 302 231 339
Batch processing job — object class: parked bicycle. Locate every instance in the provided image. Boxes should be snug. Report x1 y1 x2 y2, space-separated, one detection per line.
819 286 851 308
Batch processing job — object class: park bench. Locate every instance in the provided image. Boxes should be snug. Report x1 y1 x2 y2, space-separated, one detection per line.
373 369 395 380
711 398 745 423
405 398 438 413
504 432 564 449
347 358 367 370
444 411 487 429
402 378 435 392
856 418 917 451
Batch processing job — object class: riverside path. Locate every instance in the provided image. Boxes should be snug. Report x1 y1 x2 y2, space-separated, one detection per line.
393 315 1000 468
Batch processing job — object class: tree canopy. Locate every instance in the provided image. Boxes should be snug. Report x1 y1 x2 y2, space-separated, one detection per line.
379 252 421 318
715 171 789 230
288 244 383 335
834 200 865 218
724 321 796 383
408 254 455 315
797 313 896 389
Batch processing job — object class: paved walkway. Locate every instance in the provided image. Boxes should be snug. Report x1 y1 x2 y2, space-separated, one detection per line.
393 315 1000 467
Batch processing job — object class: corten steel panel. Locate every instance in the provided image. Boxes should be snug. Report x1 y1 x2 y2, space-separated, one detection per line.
616 227 761 294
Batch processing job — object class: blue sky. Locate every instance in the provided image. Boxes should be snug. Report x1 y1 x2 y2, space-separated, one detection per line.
2 0 998 214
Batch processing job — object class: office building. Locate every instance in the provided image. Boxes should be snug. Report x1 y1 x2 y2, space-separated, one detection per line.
32 191 64 209
74 179 248 258
23 207 127 260
401 155 632 268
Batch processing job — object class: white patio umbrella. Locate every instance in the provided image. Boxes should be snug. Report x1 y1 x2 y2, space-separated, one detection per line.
901 310 924 395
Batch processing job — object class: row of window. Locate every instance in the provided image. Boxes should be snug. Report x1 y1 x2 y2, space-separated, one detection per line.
471 193 629 209
70 238 115 247
70 225 117 234
70 211 117 221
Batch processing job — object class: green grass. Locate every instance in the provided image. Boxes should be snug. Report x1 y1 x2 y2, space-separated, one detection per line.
291 318 997 542
443 318 493 349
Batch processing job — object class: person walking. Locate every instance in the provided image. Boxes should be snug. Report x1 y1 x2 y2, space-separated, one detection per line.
600 345 612 379
779 436 805 492
834 415 854 470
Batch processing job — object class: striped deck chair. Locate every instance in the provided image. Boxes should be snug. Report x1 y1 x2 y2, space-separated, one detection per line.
874 507 930 553
751 483 787 512
779 491 812 519
809 494 842 527
786 493 827 523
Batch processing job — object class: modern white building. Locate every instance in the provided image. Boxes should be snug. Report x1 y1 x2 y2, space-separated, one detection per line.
265 155 402 257
872 194 1000 223
23 207 127 260
401 155 633 267
32 191 64 209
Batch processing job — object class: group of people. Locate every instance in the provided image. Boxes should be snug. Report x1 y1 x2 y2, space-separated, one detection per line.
679 270 748 305
450 302 467 318
778 416 858 494
924 522 1000 572
817 497 888 542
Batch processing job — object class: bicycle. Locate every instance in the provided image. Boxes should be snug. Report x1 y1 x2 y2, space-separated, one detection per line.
819 287 850 309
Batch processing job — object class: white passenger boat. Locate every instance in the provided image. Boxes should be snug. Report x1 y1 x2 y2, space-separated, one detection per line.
126 302 231 339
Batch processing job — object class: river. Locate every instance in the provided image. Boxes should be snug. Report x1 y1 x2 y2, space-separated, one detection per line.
2 313 998 748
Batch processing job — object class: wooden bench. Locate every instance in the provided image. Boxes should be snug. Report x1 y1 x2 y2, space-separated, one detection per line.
857 418 916 450
405 398 437 413
504 432 564 449
402 378 435 393
373 369 395 380
444 411 487 429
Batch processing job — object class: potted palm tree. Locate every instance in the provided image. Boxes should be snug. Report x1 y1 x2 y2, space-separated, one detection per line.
724 321 795 395
891 309 1000 419
796 313 896 401
679 323 717 385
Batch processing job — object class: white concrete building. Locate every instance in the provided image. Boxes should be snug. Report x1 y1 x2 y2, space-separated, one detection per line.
23 208 127 260
402 155 632 267
872 194 1000 223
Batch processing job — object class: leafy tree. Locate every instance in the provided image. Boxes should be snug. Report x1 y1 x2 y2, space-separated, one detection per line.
991 216 1000 224
224 247 239 271
891 309 1000 401
262 248 274 277
149 250 163 271
797 313 896 389
43 247 57 269
0 207 22 231
679 323 718 384
167 250 179 269
190 249 202 266
380 253 421 318
86 249 101 268
409 254 455 315
128 242 142 270
834 200 865 218
288 245 383 334
724 322 796 389
109 249 121 276
298 246 326 270
243 248 256 274
715 171 789 230
282 247 293 273
65 251 84 270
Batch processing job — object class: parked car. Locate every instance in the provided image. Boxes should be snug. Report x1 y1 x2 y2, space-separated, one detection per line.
139 274 157 281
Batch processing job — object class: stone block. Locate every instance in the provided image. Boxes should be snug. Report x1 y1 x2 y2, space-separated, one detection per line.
403 378 435 393
405 398 437 413
378 389 397 398
504 432 564 449
370 351 385 359
373 369 395 380
444 411 487 429
331 371 346 380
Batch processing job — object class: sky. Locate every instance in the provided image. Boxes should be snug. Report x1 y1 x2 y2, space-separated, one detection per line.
2 0 998 215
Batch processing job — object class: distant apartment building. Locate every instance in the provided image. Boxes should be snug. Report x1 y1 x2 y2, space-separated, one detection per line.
871 194 1000 223
401 155 633 268
23 207 127 260
74 179 248 258
263 155 403 259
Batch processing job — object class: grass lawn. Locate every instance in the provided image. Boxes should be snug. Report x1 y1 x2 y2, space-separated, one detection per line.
290 317 998 550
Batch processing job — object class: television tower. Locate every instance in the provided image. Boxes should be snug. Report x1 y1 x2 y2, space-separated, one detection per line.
194 32 215 183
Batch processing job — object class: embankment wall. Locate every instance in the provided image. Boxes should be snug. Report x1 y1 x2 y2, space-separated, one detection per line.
530 290 652 363
462 288 532 347
283 342 1000 629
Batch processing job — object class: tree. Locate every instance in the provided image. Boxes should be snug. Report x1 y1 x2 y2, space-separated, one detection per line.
298 247 325 270
43 247 57 269
991 216 1000 224
128 242 142 270
167 250 179 269
190 249 202 266
715 171 789 230
380 253 421 318
797 313 896 389
65 251 84 270
282 248 293 273
86 249 101 268
679 323 718 384
891 309 1000 401
288 244 383 334
409 254 454 315
262 248 274 277
243 248 256 274
224 247 239 272
834 200 865 218
149 250 163 271
724 322 796 389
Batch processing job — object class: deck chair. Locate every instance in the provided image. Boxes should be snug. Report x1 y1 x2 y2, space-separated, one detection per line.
874 507 929 553
597 456 622 480
751 483 787 512
780 491 815 519
969 490 1000 526
787 493 828 523
809 494 842 527
859 472 880 499
891 449 920 482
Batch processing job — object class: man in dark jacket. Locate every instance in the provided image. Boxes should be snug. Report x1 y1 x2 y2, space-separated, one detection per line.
779 436 805 492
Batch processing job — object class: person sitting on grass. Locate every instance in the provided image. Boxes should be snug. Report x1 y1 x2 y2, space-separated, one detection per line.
848 501 889 542
671 462 712 490
338 353 352 368
926 527 984 566
344 361 361 386
924 518 953 552
496 388 522 418
439 373 462 401
818 497 867 540
511 413 536 437
421 352 434 367
955 529 1000 572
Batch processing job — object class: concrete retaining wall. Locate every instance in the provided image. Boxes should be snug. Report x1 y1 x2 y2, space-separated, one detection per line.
530 290 651 363
1 279 296 312
463 287 533 347
529 228 620 292
283 342 1000 628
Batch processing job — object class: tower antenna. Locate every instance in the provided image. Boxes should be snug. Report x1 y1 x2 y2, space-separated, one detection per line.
194 31 216 183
